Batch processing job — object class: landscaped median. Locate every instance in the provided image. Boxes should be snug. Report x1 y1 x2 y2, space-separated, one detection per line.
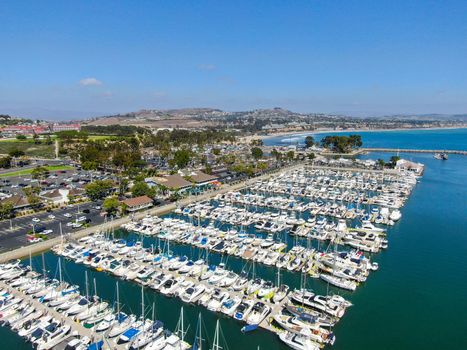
0 165 74 178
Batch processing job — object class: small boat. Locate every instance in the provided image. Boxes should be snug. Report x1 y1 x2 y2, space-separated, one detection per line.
279 330 321 350
241 323 259 333
245 301 270 325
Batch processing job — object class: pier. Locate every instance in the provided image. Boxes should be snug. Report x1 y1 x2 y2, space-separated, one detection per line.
0 279 126 349
53 238 294 337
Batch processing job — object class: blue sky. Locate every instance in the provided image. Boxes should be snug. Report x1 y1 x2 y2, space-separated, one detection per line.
1 0 467 119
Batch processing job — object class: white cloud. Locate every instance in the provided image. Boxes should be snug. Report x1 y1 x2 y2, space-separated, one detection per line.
79 77 102 86
197 64 216 71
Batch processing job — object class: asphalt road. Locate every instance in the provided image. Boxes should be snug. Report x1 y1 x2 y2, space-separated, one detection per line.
0 200 106 253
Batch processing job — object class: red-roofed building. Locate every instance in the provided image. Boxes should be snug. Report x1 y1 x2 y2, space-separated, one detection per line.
121 195 154 212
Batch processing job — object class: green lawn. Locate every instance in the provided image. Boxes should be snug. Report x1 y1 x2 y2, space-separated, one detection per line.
0 165 74 178
87 135 115 140
0 140 55 158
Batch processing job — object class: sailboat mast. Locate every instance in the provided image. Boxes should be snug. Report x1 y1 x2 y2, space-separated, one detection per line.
141 285 144 319
180 306 185 343
85 270 89 300
197 312 203 350
212 319 220 350
116 281 120 315
276 266 281 287
41 252 45 276
58 257 62 283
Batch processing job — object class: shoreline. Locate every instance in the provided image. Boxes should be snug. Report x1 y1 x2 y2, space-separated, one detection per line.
248 125 467 141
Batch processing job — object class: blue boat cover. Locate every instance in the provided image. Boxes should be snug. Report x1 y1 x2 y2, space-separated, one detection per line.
87 340 104 350
122 327 140 339
241 324 258 332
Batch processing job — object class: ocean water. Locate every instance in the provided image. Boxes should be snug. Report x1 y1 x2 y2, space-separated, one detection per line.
263 127 467 151
2 129 467 349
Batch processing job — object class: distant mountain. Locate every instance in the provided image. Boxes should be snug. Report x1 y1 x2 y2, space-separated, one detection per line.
376 114 467 121
80 107 467 130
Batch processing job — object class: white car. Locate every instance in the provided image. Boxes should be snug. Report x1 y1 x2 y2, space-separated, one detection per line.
66 222 74 227
76 216 86 222
48 214 56 220
32 218 41 223
42 229 53 235
64 213 72 218
71 222 83 228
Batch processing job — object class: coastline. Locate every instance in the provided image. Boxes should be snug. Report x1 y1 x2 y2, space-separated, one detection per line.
246 125 467 142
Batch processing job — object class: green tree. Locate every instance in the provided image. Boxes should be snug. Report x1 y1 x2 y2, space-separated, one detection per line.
212 148 221 156
377 159 386 168
251 147 263 160
170 149 192 169
31 166 49 179
390 156 401 166
321 134 362 153
307 152 316 160
8 149 25 157
103 196 120 214
24 186 41 209
16 134 27 140
0 202 14 219
81 161 98 170
304 136 315 148
131 181 155 198
286 150 295 161
44 134 53 145
119 178 129 195
270 148 282 161
33 133 41 144
85 180 114 201
0 156 12 169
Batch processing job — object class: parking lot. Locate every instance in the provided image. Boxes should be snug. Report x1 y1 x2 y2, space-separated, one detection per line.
0 199 109 252
0 166 117 198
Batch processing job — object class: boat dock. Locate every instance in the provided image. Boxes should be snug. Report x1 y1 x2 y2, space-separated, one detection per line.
0 279 129 349
56 237 291 337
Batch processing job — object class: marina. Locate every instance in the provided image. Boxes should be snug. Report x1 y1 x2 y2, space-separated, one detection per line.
0 129 466 350
0 160 422 350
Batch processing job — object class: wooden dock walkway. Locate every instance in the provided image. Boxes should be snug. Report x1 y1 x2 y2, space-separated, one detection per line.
56 239 289 337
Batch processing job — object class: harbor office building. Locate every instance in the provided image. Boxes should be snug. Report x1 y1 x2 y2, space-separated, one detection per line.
145 171 219 195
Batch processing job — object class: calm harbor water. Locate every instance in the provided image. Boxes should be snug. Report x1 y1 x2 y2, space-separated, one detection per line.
263 127 467 151
2 128 466 349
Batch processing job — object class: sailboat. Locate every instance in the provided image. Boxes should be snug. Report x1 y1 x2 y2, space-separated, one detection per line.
210 320 224 350
192 313 204 350
96 281 133 333
117 285 147 344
